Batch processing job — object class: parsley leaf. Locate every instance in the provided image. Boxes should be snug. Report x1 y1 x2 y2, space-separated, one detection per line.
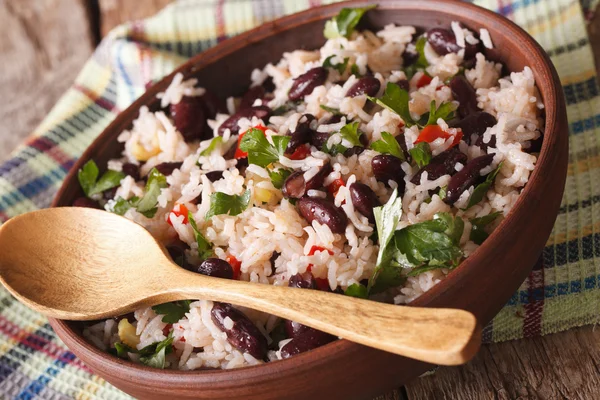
111 196 138 216
370 132 405 161
323 55 349 74
239 129 290 168
338 121 363 147
77 160 99 196
368 188 403 293
350 64 361 77
205 190 251 219
320 104 343 115
465 162 502 209
268 168 292 189
188 211 213 259
393 214 463 269
152 301 192 324
136 168 168 218
470 211 502 245
404 36 429 78
323 5 377 39
409 142 432 168
368 83 415 127
77 160 125 197
139 333 174 369
200 137 223 156
420 100 457 127
113 342 135 358
344 283 368 298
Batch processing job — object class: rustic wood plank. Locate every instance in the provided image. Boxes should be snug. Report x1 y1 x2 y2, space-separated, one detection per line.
98 0 174 37
0 0 95 162
403 326 600 399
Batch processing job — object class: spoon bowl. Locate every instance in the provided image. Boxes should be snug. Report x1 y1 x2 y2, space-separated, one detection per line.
0 207 481 366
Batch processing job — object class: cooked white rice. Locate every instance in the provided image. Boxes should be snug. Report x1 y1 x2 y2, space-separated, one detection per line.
83 20 543 370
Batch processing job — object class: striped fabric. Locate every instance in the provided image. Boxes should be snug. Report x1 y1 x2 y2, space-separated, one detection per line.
0 0 597 398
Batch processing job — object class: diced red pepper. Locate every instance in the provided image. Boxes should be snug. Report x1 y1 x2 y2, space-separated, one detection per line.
226 255 242 280
308 246 334 256
416 74 433 88
327 178 345 197
167 204 189 226
287 144 311 160
235 125 268 159
162 324 173 336
414 125 462 148
315 278 330 291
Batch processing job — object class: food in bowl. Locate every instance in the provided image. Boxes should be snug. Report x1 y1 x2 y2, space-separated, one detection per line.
76 6 544 370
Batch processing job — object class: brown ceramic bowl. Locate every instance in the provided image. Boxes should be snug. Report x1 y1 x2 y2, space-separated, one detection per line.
49 1 568 399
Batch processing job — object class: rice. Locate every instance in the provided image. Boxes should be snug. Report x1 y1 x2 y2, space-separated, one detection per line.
82 18 543 370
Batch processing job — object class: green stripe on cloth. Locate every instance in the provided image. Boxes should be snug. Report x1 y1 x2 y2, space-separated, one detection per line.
0 0 598 398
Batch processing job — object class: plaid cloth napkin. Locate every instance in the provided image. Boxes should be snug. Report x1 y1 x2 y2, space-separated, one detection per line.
0 0 598 398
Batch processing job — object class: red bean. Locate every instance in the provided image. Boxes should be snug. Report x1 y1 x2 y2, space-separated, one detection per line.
282 164 332 199
280 328 335 359
205 170 224 182
288 67 328 101
450 76 479 118
196 258 234 279
122 163 140 181
452 112 497 145
427 27 480 59
427 28 461 55
153 162 183 176
282 172 306 199
239 86 267 110
346 76 381 97
297 197 347 234
211 302 267 359
349 183 381 223
199 90 225 120
288 272 317 289
396 79 410 92
217 106 271 136
410 148 467 185
286 114 315 154
371 155 406 190
103 186 118 200
444 154 495 204
170 96 209 142
72 197 101 209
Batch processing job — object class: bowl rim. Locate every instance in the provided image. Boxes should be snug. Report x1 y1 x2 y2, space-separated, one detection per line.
49 0 565 382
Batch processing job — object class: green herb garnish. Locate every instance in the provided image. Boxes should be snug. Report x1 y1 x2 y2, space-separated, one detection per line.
205 190 251 219
320 104 343 115
370 132 405 161
409 142 432 168
135 168 168 218
368 188 404 293
77 160 125 197
465 163 502 209
344 283 368 298
152 301 192 324
188 211 213 259
200 137 223 156
268 168 292 189
404 36 429 78
323 5 377 39
239 129 290 167
350 64 361 77
139 332 175 369
419 100 457 127
323 55 349 74
469 211 502 245
368 82 415 127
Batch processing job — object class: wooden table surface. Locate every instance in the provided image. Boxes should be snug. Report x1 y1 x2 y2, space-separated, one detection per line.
1 1 599 399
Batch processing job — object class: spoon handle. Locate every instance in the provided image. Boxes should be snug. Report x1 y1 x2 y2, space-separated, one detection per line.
161 268 481 366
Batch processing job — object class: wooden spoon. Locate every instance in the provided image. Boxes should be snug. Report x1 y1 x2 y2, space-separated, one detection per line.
0 207 481 365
